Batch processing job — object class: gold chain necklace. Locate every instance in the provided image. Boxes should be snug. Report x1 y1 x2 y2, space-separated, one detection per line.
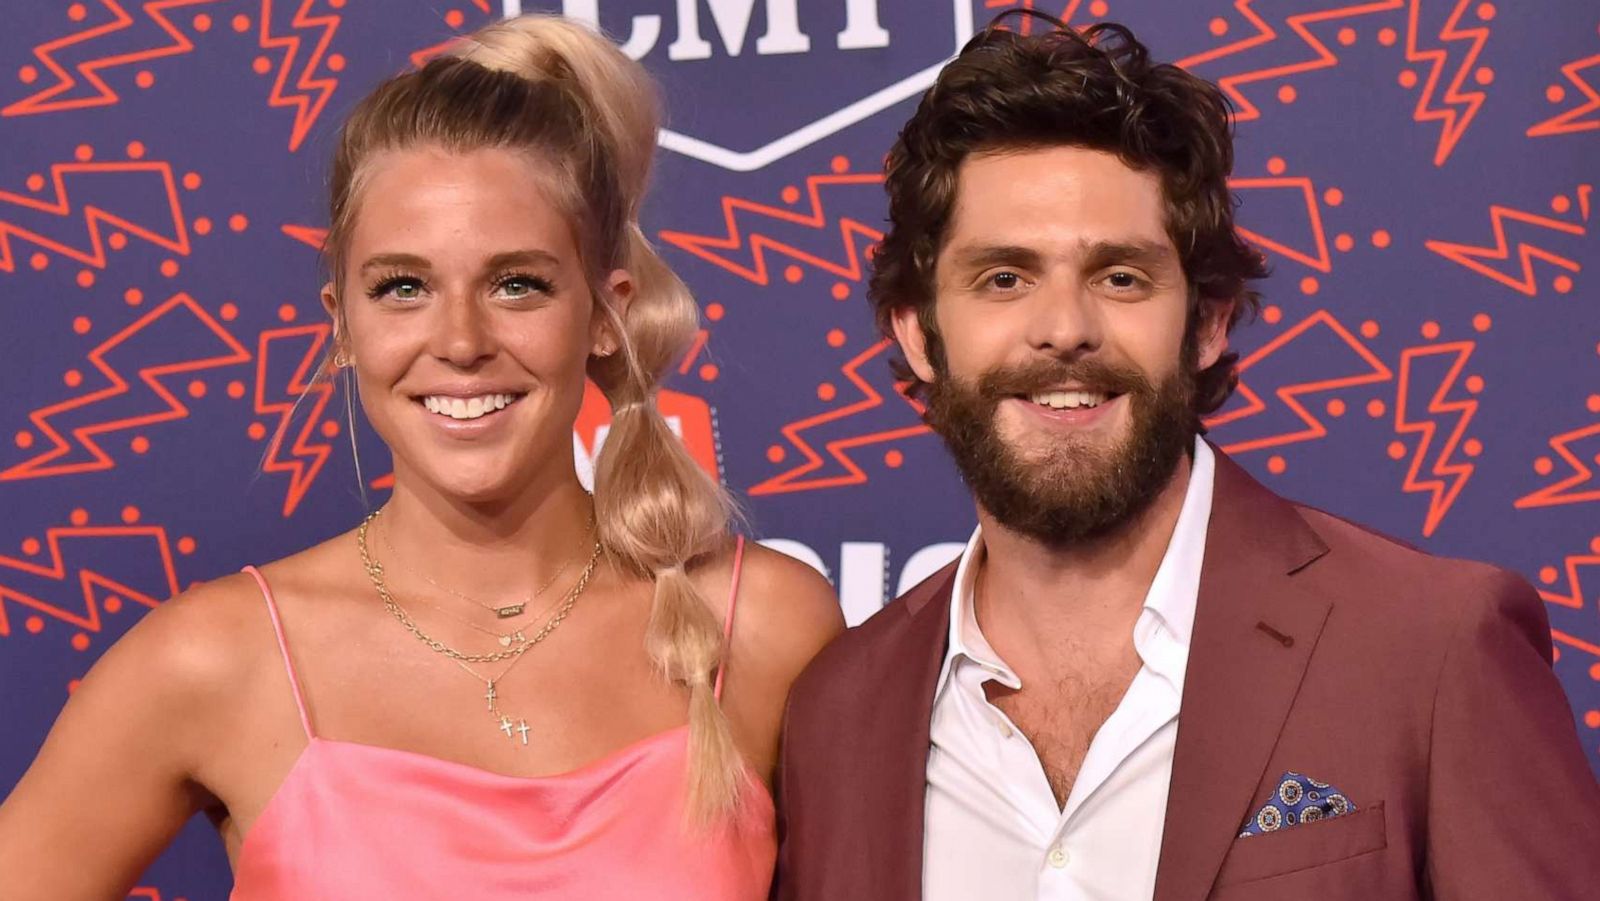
378 509 594 619
377 510 579 647
357 508 601 664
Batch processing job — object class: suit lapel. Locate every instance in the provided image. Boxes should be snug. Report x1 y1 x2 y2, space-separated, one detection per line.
859 564 955 901
1152 449 1332 901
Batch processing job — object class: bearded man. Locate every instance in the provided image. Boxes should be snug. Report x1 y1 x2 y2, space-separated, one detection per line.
771 15 1600 901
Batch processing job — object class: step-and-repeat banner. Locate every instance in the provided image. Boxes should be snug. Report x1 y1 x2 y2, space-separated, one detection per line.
3 1 1598 895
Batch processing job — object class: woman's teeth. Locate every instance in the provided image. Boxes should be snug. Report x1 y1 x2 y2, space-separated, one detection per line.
421 393 519 420
1030 390 1108 410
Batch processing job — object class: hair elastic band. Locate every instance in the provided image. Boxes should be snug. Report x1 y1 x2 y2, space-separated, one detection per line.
609 395 657 416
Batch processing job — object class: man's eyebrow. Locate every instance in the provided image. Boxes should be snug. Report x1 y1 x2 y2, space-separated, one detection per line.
1083 240 1180 267
946 244 1046 270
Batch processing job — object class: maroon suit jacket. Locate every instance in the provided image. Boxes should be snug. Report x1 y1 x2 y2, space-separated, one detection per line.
773 449 1600 900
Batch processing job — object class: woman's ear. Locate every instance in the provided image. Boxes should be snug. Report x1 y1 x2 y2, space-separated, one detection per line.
319 281 338 319
593 268 634 357
320 281 352 368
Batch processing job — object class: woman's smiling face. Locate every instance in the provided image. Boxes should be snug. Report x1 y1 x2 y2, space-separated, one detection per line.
327 144 621 505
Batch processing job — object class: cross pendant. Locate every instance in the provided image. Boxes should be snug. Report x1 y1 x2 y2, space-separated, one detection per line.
499 715 515 738
485 681 497 711
516 720 531 746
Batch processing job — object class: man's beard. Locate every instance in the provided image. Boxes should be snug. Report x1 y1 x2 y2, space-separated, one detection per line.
923 343 1198 549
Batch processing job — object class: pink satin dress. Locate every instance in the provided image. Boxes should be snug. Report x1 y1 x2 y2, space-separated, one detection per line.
230 537 775 899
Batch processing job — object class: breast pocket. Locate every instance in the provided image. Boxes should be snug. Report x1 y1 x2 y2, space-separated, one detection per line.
1211 801 1387 889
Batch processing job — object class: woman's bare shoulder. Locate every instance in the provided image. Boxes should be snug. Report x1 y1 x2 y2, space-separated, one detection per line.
733 541 841 631
0 569 281 810
707 539 844 683
110 529 356 706
107 571 277 701
0 546 342 894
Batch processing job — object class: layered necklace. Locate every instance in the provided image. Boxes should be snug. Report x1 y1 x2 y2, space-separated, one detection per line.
357 507 603 746
378 512 594 646
379 511 592 621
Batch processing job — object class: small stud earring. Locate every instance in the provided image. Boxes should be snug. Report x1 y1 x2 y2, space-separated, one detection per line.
333 349 351 368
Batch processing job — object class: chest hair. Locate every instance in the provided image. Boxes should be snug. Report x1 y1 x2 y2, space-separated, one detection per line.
987 645 1143 808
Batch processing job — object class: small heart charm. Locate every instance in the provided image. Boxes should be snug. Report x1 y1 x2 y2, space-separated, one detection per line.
498 634 513 647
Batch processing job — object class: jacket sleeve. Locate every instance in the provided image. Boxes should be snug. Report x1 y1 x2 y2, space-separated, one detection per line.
1424 568 1600 899
770 687 802 901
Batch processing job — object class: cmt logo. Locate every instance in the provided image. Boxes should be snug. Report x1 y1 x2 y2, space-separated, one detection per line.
552 0 893 59
505 0 977 171
761 538 964 626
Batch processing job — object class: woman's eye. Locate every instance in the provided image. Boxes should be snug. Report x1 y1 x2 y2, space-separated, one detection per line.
496 275 552 299
369 276 425 301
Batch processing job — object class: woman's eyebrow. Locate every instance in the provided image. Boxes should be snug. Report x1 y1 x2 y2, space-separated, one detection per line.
360 252 431 273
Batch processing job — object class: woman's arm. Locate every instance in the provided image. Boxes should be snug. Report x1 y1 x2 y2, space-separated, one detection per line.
0 577 257 899
713 543 845 783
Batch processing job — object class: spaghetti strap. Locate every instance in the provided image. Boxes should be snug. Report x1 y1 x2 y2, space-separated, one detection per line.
243 565 315 739
712 536 746 702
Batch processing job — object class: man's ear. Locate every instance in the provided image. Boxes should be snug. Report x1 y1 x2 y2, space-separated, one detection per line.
891 304 939 384
1195 297 1235 372
593 268 634 357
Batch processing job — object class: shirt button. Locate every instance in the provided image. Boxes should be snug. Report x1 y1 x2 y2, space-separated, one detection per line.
1047 846 1069 868
998 722 1013 739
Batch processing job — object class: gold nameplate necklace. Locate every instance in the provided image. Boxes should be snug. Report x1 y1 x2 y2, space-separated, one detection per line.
379 509 594 620
376 512 592 647
357 507 602 744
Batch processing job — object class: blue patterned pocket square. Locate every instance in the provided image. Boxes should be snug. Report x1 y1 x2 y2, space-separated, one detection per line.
1238 771 1355 837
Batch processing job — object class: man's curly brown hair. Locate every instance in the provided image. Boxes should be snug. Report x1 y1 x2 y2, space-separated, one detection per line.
868 15 1267 418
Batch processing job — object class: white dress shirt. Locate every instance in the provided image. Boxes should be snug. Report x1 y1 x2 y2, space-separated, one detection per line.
923 439 1215 901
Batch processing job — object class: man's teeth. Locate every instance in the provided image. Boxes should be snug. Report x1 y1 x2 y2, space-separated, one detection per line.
1029 390 1108 410
421 393 519 420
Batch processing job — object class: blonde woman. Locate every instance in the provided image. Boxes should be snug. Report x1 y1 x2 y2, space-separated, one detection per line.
0 15 842 899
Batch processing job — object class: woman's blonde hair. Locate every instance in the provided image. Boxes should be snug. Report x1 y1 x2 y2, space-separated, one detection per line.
321 16 742 821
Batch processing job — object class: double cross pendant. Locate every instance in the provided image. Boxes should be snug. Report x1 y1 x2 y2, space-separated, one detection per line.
486 682 530 746
498 714 531 745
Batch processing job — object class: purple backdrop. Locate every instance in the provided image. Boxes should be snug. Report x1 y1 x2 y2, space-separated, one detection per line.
2 1 1598 896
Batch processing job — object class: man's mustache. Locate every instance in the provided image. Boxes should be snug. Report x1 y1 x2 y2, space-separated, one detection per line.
969 358 1155 400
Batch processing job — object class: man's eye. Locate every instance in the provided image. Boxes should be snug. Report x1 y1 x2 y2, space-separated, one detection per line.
1103 271 1147 291
988 272 1021 289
